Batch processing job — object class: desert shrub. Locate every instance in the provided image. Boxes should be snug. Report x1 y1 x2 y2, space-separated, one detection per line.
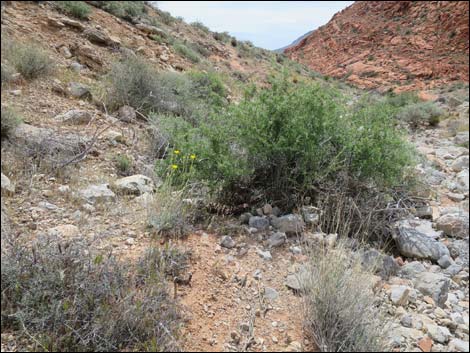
302 243 389 352
56 1 91 20
1 106 22 140
105 57 226 120
1 234 181 351
159 78 415 207
190 21 210 34
188 42 211 58
1 64 14 85
114 154 132 175
213 31 231 42
4 41 54 80
230 38 238 47
147 154 203 237
397 101 444 128
156 9 175 25
385 91 419 108
100 1 145 19
173 42 201 63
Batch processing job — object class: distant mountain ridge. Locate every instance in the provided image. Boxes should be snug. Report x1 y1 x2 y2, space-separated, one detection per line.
285 1 469 91
273 30 313 53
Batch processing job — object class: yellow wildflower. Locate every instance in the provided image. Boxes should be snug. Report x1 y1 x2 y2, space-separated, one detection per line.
174 150 180 155
190 154 196 160
171 164 178 170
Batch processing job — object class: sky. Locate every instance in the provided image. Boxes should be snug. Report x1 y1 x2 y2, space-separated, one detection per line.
155 1 354 50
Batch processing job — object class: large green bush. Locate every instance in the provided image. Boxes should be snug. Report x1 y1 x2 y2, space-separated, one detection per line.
158 78 415 205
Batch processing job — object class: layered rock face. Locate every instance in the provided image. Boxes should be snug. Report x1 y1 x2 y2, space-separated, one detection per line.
285 1 469 91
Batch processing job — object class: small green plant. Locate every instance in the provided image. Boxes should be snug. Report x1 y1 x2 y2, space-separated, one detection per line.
114 154 132 175
213 31 231 42
101 1 145 19
1 64 14 85
397 101 444 128
173 42 201 63
190 21 210 34
56 1 91 20
156 9 175 25
302 243 389 351
1 106 22 140
3 40 54 80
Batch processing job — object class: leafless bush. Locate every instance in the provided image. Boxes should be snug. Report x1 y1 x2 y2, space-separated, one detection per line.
302 243 389 352
1 233 182 352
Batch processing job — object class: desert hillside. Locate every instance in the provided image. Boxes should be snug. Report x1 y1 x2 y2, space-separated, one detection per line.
285 1 469 92
1 1 469 353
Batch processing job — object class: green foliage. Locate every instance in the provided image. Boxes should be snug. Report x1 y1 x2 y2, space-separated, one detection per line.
397 101 444 128
105 57 227 121
159 78 415 206
114 154 132 175
173 42 201 63
56 1 91 20
3 41 54 80
1 234 181 352
100 1 146 19
1 106 22 140
156 9 176 25
385 91 419 108
213 31 231 42
1 64 14 85
190 21 210 34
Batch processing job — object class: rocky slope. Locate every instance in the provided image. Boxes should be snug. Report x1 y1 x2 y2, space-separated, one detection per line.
1 2 469 352
285 1 469 92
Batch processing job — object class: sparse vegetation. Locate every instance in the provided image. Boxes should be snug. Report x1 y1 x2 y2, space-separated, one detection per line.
1 106 22 140
173 42 201 63
397 101 444 128
56 1 91 20
1 64 15 85
302 243 389 352
100 1 146 20
190 21 210 34
105 56 227 121
2 40 54 80
114 154 132 175
1 234 182 352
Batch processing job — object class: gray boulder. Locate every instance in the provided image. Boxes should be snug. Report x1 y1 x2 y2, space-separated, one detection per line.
249 216 269 231
413 272 449 308
113 175 155 195
67 82 91 99
79 184 116 204
271 214 305 234
54 110 92 125
399 261 426 279
393 219 449 261
267 232 287 248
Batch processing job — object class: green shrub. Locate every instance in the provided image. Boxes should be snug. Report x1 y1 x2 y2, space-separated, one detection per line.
156 9 175 25
1 234 182 351
114 154 132 175
213 31 231 42
397 101 444 128
1 64 14 85
385 91 419 108
159 78 415 206
190 21 210 33
56 1 91 20
4 41 54 80
101 1 145 19
173 42 201 63
105 57 226 120
1 106 22 140
302 243 389 351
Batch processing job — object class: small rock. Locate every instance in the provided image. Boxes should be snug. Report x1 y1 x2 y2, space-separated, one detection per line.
256 249 272 261
426 324 450 344
264 287 279 301
271 214 305 234
249 216 270 231
418 336 433 352
437 255 453 269
79 184 116 204
448 339 469 352
267 232 287 248
400 314 413 328
125 238 135 246
1 173 15 195
113 175 155 195
220 235 236 249
67 82 91 99
54 109 92 125
390 285 411 306
48 224 79 238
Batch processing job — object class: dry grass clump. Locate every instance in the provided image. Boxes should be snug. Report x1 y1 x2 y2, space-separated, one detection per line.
302 243 389 352
1 233 182 352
